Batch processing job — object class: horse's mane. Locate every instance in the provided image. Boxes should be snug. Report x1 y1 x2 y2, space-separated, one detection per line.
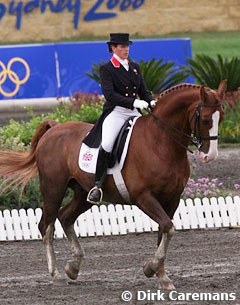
157 83 202 101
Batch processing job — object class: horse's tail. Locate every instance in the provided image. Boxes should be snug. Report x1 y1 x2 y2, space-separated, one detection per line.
0 119 58 194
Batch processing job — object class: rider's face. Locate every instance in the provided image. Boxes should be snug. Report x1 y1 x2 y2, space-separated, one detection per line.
112 44 130 59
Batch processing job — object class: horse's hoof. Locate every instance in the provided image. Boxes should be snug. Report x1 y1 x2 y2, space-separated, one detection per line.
52 275 68 286
143 260 156 278
159 280 175 291
64 260 79 280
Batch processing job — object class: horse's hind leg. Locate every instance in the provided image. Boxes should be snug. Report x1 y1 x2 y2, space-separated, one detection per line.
58 181 91 280
41 222 62 280
38 182 67 280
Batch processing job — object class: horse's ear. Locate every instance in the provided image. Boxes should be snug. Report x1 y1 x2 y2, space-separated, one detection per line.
199 86 208 103
218 79 227 100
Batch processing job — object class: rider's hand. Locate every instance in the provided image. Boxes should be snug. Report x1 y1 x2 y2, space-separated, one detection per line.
150 100 157 107
133 99 149 110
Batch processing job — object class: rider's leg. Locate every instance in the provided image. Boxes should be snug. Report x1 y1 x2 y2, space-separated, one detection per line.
87 107 140 204
87 146 110 203
87 109 125 204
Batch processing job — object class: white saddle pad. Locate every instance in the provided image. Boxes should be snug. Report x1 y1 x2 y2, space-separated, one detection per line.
78 117 139 174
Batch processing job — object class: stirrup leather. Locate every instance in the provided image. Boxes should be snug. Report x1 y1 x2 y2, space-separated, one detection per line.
87 186 103 204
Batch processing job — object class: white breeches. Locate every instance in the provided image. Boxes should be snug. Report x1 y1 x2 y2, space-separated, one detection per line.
101 106 141 153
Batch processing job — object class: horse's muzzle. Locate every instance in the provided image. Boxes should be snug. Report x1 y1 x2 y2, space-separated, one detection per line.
194 150 218 163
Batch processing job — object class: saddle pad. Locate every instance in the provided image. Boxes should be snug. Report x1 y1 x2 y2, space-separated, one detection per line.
79 117 139 174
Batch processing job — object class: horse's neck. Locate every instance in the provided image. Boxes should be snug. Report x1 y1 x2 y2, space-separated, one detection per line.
146 88 199 151
154 88 199 127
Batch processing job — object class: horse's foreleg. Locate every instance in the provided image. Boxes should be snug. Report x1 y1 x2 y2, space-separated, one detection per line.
137 192 174 289
143 227 175 289
138 192 173 233
155 227 175 290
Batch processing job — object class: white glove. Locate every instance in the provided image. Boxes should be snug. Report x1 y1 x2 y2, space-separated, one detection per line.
150 100 157 107
133 99 149 110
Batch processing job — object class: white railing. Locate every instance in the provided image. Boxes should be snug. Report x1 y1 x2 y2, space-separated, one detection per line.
0 196 239 241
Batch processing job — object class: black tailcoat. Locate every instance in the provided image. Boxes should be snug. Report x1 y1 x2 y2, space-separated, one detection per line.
84 57 153 148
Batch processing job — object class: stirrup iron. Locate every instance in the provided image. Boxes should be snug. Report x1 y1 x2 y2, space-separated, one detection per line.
87 186 103 204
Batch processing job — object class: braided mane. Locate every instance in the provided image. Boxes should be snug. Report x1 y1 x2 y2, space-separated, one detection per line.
158 83 201 100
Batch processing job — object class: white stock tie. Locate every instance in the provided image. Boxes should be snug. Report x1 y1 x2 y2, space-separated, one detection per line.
122 59 129 71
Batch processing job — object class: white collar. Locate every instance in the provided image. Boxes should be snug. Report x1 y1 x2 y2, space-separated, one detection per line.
113 54 129 68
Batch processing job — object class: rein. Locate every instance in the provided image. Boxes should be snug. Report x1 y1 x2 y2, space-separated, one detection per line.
146 102 222 154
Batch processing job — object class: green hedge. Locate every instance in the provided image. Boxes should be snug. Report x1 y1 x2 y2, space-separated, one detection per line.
219 102 240 144
0 98 103 149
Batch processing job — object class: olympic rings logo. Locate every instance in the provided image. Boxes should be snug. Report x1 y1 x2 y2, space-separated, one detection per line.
0 57 30 97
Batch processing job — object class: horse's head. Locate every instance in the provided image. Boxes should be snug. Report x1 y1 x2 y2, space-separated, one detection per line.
190 80 227 163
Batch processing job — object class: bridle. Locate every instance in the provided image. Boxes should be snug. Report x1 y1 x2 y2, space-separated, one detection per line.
191 102 222 141
146 101 222 154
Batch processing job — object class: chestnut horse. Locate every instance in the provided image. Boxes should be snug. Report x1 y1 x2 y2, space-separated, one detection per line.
0 81 226 289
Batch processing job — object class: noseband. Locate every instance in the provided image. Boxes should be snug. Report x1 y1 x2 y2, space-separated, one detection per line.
147 102 222 154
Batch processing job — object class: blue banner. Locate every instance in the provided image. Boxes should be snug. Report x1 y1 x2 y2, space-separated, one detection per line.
55 41 107 97
0 44 58 99
0 38 192 100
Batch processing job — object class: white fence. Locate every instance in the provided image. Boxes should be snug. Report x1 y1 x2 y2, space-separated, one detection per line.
0 196 239 241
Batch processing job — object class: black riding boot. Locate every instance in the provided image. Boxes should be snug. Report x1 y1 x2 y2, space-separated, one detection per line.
87 147 110 204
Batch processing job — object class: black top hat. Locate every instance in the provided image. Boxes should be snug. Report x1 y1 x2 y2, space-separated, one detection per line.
107 33 132 46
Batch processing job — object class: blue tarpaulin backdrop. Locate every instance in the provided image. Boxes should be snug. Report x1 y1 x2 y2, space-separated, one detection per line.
0 39 192 100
